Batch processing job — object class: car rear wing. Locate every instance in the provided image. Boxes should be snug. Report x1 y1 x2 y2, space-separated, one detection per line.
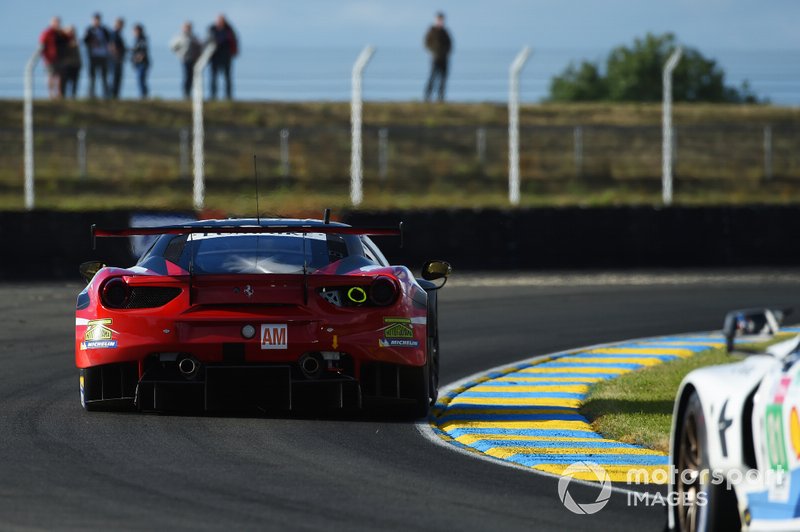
91 223 404 249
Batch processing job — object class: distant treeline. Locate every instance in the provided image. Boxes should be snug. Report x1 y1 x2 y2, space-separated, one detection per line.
550 33 760 104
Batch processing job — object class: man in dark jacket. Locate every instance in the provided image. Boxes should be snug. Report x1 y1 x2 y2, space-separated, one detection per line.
424 12 452 102
109 17 126 99
83 12 111 99
208 14 238 100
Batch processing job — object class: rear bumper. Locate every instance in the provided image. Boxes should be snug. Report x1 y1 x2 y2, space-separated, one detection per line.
76 311 427 370
80 359 427 412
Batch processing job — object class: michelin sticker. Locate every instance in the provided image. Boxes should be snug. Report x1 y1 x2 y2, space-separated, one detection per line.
379 317 419 348
81 318 118 350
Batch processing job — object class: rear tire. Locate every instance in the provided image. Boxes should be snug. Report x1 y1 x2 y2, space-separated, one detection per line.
428 334 439 405
80 369 96 411
406 361 430 419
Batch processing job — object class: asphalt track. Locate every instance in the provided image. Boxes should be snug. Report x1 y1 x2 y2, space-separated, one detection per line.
2 277 800 531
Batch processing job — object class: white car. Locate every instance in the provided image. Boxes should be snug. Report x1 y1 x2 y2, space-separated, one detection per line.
668 308 800 531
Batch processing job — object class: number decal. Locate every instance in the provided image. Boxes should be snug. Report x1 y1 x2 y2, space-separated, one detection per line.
765 404 789 472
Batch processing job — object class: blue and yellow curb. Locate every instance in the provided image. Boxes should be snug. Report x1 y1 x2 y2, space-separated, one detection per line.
429 329 800 484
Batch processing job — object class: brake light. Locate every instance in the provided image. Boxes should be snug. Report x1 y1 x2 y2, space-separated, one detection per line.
370 276 398 306
100 278 130 309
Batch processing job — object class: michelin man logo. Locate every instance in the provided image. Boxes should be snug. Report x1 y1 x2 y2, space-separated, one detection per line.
557 461 612 515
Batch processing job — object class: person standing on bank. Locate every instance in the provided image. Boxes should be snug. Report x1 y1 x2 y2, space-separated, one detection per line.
130 24 150 99
170 21 202 100
424 11 452 102
59 25 82 98
39 16 65 99
109 17 127 99
83 12 111 99
208 14 238 100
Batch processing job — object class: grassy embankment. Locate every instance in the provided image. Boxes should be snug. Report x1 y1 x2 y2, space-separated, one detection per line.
581 335 793 452
1 100 800 212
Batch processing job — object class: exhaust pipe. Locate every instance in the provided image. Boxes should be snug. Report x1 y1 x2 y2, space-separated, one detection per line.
177 356 199 378
299 353 324 379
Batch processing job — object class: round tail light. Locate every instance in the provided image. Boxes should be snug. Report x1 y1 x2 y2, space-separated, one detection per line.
101 278 130 309
370 276 398 306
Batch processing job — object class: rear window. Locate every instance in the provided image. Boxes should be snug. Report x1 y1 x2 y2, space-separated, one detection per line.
166 233 358 274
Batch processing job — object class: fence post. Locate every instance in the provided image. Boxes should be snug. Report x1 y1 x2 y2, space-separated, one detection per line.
191 42 216 211
350 45 375 207
662 47 682 206
77 128 87 178
476 127 487 165
508 46 531 206
280 128 290 179
179 128 189 178
672 128 678 167
573 125 583 179
763 125 773 180
23 48 40 210
378 127 389 181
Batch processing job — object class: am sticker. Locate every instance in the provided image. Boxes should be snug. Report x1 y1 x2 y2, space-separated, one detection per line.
261 324 288 350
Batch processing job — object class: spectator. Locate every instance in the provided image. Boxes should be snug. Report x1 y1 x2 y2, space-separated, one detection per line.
109 18 127 99
423 12 453 103
207 14 238 100
39 16 64 99
130 24 150 99
59 26 82 98
83 13 111 99
170 21 202 99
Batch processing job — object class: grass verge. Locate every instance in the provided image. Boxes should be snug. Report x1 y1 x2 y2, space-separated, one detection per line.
580 336 792 453
3 100 800 211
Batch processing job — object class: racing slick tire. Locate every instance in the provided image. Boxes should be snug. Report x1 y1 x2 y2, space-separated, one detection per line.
406 357 431 420
672 391 740 532
428 334 439 405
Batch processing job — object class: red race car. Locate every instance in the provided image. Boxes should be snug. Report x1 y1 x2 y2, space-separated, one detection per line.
75 217 450 417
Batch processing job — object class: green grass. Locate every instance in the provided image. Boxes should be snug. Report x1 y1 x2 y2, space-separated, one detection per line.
7 100 800 128
3 100 800 212
580 336 792 453
4 183 800 214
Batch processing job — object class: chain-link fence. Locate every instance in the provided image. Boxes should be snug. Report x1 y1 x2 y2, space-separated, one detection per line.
2 123 799 207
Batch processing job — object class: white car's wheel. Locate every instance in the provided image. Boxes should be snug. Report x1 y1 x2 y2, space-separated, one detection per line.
674 391 741 532
676 392 708 532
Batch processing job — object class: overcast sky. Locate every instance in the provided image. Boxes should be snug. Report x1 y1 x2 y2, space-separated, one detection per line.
4 0 799 51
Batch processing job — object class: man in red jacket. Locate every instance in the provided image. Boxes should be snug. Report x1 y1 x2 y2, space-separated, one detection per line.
39 16 64 99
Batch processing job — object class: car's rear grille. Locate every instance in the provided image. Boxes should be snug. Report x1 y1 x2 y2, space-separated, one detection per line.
123 287 181 309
